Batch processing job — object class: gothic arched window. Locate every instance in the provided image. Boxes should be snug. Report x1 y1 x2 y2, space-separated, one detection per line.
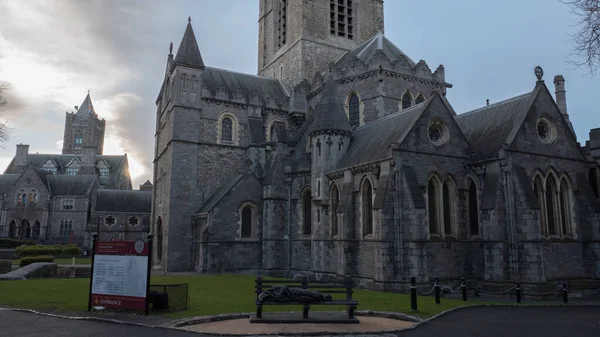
428 177 440 235
361 178 373 236
442 177 455 235
241 205 254 238
221 117 233 143
74 132 83 146
402 92 412 110
348 93 360 129
22 219 31 238
330 184 339 236
415 94 426 105
559 178 574 237
467 178 480 236
33 221 41 238
302 189 312 235
545 175 557 236
59 219 72 236
534 175 546 236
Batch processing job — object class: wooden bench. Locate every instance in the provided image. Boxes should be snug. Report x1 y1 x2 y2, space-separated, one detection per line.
254 276 359 320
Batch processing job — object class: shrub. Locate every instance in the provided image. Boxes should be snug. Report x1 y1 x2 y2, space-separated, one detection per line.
17 246 62 257
19 256 55 267
0 239 35 248
61 246 81 255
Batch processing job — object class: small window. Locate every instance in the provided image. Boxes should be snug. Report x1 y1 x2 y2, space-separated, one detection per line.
60 219 73 236
75 133 83 146
402 92 412 110
128 216 139 227
99 168 110 177
67 167 78 176
467 179 479 236
241 205 253 238
331 184 340 236
104 215 116 227
221 117 233 143
348 93 360 128
43 167 57 174
62 199 74 210
415 94 426 105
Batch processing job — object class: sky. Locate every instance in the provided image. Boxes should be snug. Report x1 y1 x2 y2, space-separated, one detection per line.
0 0 599 189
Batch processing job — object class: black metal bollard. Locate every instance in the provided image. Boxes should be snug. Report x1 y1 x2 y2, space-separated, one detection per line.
461 278 467 301
434 277 441 304
410 277 418 311
516 282 521 304
562 283 568 303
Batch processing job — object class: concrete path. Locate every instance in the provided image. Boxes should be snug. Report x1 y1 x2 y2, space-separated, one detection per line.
0 306 598 336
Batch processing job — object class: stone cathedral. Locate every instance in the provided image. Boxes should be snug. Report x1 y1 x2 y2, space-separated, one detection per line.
152 0 600 289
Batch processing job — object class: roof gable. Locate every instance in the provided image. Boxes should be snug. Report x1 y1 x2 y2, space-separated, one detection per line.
507 82 587 161
332 98 430 172
335 31 416 69
455 86 538 162
396 93 472 158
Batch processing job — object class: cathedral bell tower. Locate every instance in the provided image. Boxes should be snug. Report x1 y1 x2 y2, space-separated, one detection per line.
258 0 385 89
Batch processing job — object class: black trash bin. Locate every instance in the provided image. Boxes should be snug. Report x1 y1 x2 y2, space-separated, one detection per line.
149 291 169 311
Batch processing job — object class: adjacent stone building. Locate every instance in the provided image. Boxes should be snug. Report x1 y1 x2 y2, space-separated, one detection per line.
0 93 152 246
152 0 600 288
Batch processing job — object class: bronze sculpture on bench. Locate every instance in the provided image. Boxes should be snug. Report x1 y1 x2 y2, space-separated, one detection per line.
254 276 359 321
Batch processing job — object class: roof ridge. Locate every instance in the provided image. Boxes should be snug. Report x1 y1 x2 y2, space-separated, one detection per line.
355 102 426 131
458 92 532 118
205 66 277 81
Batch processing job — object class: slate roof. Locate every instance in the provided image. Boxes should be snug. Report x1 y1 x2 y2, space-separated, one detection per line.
335 31 416 68
4 154 127 188
75 93 97 116
47 175 97 196
202 67 288 104
96 189 152 213
455 88 537 162
196 174 245 213
332 99 429 172
308 75 352 136
0 174 19 193
174 19 205 69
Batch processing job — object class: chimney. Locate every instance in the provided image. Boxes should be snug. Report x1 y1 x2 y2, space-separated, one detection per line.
15 144 29 166
554 75 576 136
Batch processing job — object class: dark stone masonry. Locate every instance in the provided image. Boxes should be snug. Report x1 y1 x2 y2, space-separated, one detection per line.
120 0 600 289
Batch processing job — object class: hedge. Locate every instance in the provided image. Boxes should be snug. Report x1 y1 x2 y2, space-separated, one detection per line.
0 239 35 248
16 244 81 257
19 255 55 267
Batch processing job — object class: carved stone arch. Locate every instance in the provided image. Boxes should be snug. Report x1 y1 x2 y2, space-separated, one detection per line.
217 112 239 145
545 167 560 189
532 169 545 190
558 173 576 237
415 93 426 105
465 174 480 236
8 219 17 238
266 118 285 141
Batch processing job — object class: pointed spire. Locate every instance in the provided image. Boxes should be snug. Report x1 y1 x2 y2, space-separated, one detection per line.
308 74 351 136
174 17 205 69
76 92 97 116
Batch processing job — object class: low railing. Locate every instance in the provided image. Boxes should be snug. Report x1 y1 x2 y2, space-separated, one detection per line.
407 276 600 311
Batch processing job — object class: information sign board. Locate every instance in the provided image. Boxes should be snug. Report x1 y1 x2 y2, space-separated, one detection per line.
89 238 150 311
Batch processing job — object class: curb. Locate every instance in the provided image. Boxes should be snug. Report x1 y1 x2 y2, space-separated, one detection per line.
2 303 600 336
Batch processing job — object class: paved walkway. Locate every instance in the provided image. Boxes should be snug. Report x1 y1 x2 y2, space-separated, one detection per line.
0 306 598 336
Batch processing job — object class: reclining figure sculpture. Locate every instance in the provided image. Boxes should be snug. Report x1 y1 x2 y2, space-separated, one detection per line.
257 285 333 303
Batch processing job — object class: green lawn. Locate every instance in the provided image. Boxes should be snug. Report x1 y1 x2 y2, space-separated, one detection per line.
0 275 477 319
11 257 92 266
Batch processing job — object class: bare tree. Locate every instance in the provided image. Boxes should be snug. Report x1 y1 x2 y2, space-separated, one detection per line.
560 0 600 75
0 56 12 144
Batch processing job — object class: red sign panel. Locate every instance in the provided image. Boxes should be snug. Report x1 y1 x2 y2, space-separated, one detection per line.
90 239 150 312
90 294 146 311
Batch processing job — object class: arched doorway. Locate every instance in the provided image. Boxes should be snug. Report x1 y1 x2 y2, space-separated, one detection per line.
22 219 31 239
33 221 41 238
8 220 16 238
